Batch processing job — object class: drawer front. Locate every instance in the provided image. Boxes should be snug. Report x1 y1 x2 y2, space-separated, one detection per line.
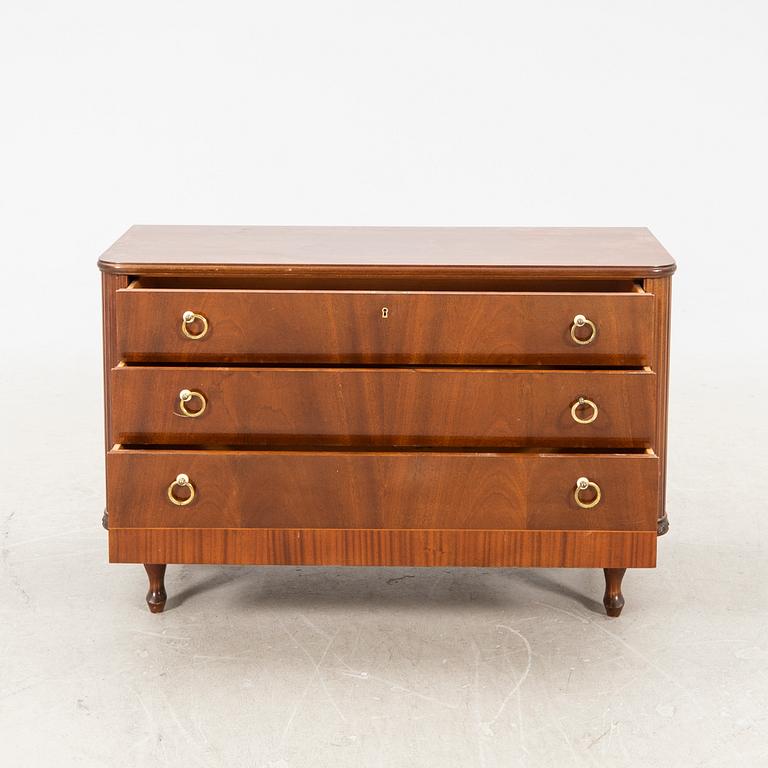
115 289 655 364
111 367 656 448
107 449 659 531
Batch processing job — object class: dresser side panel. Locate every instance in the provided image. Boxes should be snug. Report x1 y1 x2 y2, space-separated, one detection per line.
645 276 672 534
102 272 129 529
102 272 129 448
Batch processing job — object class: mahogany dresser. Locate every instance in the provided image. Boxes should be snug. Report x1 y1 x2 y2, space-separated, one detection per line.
99 226 674 616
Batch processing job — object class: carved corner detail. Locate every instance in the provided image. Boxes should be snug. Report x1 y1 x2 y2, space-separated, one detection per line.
102 509 109 530
657 512 670 537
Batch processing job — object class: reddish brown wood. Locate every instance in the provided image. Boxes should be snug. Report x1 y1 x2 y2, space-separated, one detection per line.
101 272 129 531
603 567 627 617
646 277 672 535
102 273 129 448
98 226 674 616
98 226 676 278
143 564 167 613
107 448 659 531
112 529 656 568
111 367 656 448
115 289 655 365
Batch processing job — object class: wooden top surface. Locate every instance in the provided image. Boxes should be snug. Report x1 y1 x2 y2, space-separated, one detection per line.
98 226 675 277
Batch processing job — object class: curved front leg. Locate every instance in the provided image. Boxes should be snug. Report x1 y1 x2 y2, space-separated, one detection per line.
603 568 626 617
144 564 167 613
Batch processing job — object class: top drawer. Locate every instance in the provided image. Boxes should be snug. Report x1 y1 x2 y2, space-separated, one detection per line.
115 288 654 365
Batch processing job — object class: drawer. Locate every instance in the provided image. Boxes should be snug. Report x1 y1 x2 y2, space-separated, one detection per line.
115 288 655 365
111 366 656 448
107 448 659 531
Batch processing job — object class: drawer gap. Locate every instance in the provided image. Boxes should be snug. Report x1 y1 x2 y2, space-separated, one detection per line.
112 443 655 456
117 361 650 371
130 276 645 293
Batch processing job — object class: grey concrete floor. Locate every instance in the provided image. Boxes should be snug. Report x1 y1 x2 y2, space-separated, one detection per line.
1 344 766 768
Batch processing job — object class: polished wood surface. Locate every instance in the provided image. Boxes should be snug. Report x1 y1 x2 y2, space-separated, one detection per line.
116 288 655 365
143 564 167 613
603 567 627 617
101 273 129 452
646 276 673 535
110 528 657 568
99 226 676 277
107 449 659 531
101 272 129 531
111 366 656 448
99 226 674 616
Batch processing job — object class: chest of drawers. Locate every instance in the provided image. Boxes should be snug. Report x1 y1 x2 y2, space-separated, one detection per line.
99 226 674 616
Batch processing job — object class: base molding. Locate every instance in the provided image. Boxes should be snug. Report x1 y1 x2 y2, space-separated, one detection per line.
109 528 656 568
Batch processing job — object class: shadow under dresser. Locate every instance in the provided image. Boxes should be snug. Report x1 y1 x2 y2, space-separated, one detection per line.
98 226 675 616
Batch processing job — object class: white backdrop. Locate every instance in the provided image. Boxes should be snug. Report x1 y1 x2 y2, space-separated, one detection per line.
2 1 767 356
1 2 767 765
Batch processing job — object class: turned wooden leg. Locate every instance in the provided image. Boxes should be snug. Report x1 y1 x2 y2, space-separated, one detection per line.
144 564 167 613
603 568 626 617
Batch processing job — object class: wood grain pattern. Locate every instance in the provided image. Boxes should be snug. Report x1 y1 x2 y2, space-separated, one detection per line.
98 226 676 278
646 277 672 535
98 226 674 606
101 272 129 449
111 366 656 448
116 289 655 365
101 272 129 531
107 449 659 531
109 527 657 568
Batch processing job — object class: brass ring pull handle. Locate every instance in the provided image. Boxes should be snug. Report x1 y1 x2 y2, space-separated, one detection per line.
167 473 195 506
574 476 601 509
181 310 209 340
178 389 207 418
571 396 598 424
570 314 597 345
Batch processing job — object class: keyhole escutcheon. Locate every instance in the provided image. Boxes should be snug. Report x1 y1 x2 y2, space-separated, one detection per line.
381 307 389 318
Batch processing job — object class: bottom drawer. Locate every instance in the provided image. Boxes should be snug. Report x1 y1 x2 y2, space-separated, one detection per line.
107 448 659 531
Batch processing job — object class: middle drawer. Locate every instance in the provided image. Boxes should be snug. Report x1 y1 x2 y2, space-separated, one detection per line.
111 367 655 448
